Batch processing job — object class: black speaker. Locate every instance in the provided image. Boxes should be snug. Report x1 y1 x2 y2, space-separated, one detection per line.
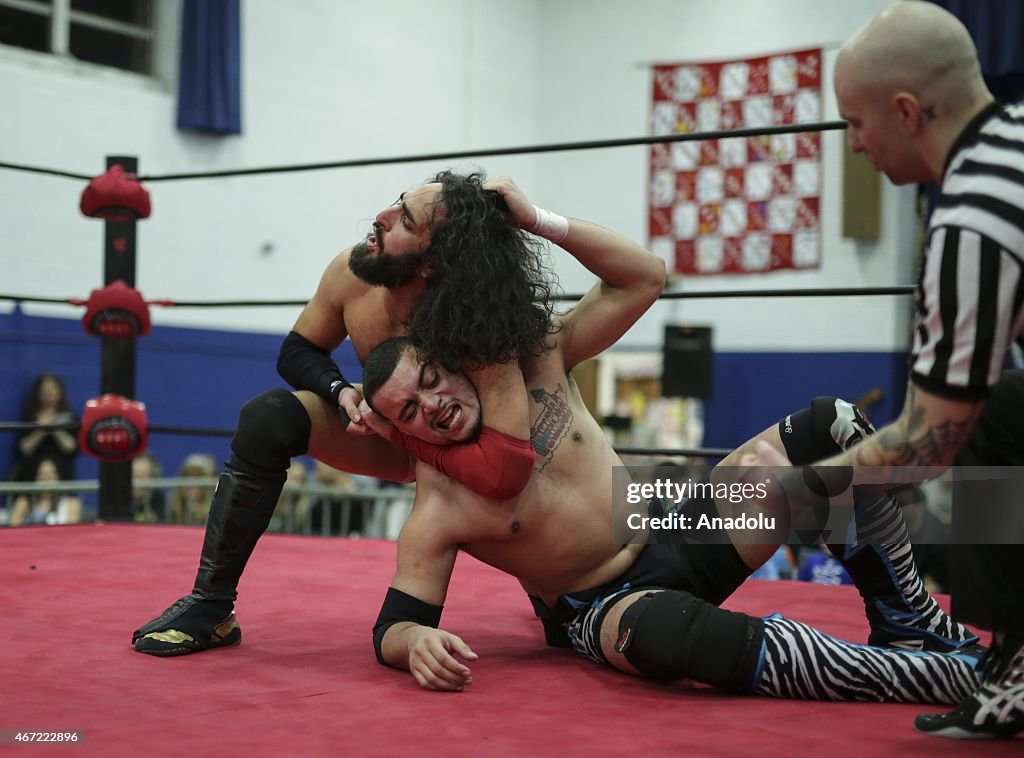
661 325 713 399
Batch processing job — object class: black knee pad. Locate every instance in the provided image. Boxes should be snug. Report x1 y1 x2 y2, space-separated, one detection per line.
778 396 875 466
230 388 311 473
615 590 764 693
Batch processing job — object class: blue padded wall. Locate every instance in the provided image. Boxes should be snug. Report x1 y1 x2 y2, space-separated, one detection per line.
1 309 907 492
0 307 359 494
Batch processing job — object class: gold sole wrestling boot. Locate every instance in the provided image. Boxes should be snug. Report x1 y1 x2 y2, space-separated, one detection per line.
131 391 310 657
133 596 242 656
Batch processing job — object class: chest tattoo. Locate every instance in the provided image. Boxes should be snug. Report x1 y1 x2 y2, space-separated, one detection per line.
529 384 572 471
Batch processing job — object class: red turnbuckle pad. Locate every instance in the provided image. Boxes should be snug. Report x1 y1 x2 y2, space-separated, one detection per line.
79 394 149 463
82 280 152 339
80 164 151 221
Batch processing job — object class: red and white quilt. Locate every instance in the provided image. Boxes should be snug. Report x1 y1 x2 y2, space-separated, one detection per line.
648 48 823 275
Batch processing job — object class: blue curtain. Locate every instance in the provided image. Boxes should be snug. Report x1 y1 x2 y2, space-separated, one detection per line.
177 0 242 135
930 0 1024 103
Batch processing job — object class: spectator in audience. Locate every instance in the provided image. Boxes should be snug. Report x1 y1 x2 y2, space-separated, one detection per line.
797 544 853 586
9 456 82 526
750 546 796 581
131 453 168 523
170 453 218 525
10 372 79 482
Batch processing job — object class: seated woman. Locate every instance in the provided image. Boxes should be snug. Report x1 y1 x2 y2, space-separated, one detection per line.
170 454 218 525
10 457 82 526
10 372 79 483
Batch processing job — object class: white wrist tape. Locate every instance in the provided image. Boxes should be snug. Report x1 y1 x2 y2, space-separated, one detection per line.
532 205 570 243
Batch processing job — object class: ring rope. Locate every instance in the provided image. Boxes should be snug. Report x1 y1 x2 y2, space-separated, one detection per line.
0 420 733 457
146 298 307 308
0 421 234 437
0 479 419 503
613 446 734 458
0 160 94 181
0 121 847 184
0 285 915 311
135 121 848 182
562 285 916 302
0 294 80 305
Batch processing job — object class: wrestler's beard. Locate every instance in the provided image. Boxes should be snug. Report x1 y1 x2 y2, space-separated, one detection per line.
439 407 485 444
458 412 484 444
348 241 429 288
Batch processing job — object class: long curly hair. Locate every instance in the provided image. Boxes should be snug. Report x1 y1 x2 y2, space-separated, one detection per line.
407 170 558 371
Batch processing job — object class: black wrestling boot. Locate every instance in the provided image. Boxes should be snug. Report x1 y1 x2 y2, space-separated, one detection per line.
916 634 1024 739
132 389 310 657
826 491 978 653
132 458 285 655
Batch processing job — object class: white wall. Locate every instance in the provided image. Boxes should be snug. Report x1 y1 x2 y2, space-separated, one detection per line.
532 0 916 352
0 0 543 333
0 0 915 352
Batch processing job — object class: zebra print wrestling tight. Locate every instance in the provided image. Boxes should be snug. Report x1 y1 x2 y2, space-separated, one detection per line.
756 615 980 704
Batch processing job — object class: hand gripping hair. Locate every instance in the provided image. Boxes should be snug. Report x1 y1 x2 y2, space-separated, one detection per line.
407 170 557 372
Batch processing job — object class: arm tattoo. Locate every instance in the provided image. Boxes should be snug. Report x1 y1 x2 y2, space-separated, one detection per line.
852 384 979 467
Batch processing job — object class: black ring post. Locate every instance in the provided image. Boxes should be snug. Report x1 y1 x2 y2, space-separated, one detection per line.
97 155 138 521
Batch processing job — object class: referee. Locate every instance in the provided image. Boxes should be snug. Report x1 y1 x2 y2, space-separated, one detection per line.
752 2 1024 739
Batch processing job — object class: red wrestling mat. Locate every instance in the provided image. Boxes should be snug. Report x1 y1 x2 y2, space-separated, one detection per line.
2 524 1019 757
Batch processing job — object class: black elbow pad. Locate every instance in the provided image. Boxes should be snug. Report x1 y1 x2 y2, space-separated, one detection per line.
277 330 352 404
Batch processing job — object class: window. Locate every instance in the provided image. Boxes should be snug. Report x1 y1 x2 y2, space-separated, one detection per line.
0 0 51 54
0 0 154 75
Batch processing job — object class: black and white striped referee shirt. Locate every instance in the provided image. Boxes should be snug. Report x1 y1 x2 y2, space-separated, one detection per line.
911 102 1024 399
